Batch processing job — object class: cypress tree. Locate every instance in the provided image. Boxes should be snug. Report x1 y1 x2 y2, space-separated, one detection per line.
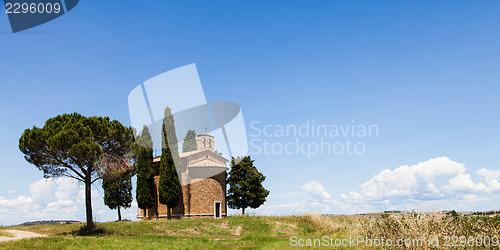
158 107 181 219
182 129 197 152
135 126 156 218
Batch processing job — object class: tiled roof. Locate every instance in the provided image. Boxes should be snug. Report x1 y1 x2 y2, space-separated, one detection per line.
179 149 210 158
179 148 228 162
180 148 219 158
189 159 227 168
153 148 228 163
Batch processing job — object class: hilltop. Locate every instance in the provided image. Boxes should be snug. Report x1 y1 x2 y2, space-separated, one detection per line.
16 220 80 227
0 216 313 248
0 213 498 249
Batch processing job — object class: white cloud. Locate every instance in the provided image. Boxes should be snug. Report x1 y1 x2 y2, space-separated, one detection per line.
253 200 339 216
250 181 338 216
445 174 488 193
252 157 500 216
0 177 137 226
301 181 332 201
476 168 500 192
253 201 308 216
354 157 465 201
29 178 58 206
341 157 500 212
4 190 17 195
340 191 366 203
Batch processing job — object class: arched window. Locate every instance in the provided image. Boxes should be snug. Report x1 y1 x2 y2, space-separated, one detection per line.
208 139 212 148
202 138 206 147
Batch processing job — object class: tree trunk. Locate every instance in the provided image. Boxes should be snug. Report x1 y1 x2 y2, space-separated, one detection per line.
85 178 94 228
242 207 245 215
143 208 146 218
118 207 122 221
167 205 171 220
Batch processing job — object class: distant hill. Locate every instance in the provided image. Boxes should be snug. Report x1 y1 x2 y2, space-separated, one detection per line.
461 210 500 216
17 220 80 226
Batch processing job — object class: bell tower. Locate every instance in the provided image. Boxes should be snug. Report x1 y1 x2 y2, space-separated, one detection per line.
197 134 215 151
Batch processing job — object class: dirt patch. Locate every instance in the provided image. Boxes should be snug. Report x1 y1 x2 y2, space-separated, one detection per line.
231 226 242 236
274 221 297 228
217 221 241 236
163 229 178 236
180 227 200 235
0 230 47 242
273 221 297 234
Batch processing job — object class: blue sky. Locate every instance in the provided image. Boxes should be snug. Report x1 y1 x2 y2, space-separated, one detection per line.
1 1 500 225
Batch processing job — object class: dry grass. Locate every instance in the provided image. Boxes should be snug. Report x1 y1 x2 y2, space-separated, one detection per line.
0 230 13 238
302 211 500 249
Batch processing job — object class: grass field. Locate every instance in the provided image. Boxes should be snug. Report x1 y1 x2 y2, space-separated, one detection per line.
0 213 499 249
0 230 13 238
0 216 327 249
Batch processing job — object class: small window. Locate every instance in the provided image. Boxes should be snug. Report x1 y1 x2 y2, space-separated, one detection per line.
208 139 212 148
202 138 206 147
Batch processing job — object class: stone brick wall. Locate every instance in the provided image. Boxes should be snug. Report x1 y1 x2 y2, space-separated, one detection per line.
188 176 226 216
138 164 227 219
138 141 228 220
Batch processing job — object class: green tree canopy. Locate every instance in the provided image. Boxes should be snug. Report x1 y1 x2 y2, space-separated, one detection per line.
158 107 181 219
19 113 133 228
182 129 197 152
227 156 270 215
134 126 156 218
102 168 133 221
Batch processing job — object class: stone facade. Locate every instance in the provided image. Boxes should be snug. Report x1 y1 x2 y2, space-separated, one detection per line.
138 134 228 219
